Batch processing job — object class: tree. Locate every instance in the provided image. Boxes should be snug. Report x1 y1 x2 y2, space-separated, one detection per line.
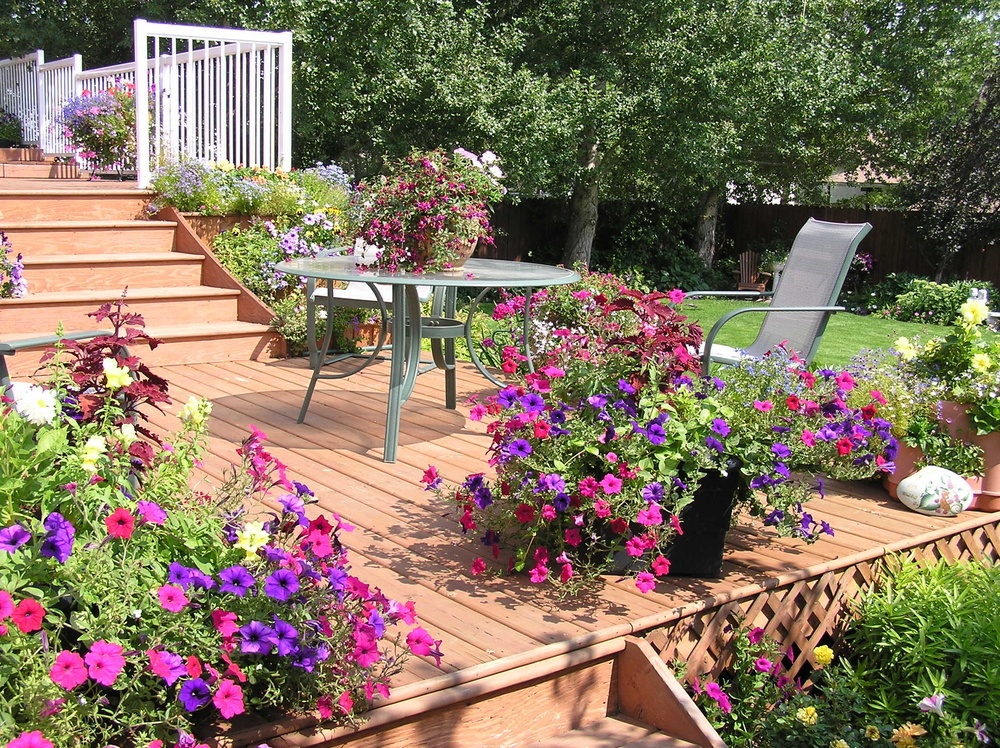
905 67 1000 280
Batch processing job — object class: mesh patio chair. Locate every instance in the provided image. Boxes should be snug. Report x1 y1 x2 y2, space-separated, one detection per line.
690 218 873 375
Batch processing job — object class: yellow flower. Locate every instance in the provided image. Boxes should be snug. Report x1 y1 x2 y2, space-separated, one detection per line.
971 352 991 373
866 726 881 741
235 521 270 559
830 740 850 748
81 434 107 472
891 723 928 748
116 423 137 447
796 706 818 726
894 337 916 361
179 396 212 427
960 299 989 326
813 645 834 668
102 358 132 390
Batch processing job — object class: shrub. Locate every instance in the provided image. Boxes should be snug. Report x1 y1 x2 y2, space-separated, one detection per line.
877 277 997 325
0 108 22 145
845 559 1000 728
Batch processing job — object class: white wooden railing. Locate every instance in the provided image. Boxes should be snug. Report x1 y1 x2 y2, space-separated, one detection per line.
0 19 292 186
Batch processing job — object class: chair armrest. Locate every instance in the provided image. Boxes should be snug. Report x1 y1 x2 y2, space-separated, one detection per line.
701 305 844 376
2 330 107 387
686 290 774 300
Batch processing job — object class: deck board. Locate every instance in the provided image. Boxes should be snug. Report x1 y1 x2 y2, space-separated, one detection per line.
144 356 1000 699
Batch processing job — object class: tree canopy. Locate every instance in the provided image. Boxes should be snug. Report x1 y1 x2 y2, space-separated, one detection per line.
4 0 998 267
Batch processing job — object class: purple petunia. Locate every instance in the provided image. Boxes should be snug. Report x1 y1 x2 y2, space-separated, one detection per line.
269 616 300 657
642 482 664 503
771 443 792 460
178 677 212 711
137 500 167 525
239 620 275 655
519 393 545 412
705 436 724 453
497 387 520 409
219 565 255 597
263 569 300 602
710 418 730 437
646 419 666 445
587 394 609 409
507 439 533 458
0 524 32 553
39 513 75 564
278 492 308 527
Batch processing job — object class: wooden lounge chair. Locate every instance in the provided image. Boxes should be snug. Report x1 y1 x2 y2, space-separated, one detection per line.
735 251 772 293
690 218 873 375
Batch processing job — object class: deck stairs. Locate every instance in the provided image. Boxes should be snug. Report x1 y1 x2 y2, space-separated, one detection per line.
0 150 282 376
220 637 726 748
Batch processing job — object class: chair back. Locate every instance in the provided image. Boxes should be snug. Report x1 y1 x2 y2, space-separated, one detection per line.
744 218 872 362
736 251 768 292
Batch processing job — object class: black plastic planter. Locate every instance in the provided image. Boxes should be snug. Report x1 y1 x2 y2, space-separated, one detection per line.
667 458 745 578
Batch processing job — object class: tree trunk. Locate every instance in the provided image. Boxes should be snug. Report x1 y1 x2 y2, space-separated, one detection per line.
562 136 601 268
695 188 722 268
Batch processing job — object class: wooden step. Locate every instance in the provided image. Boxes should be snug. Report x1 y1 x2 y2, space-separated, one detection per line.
523 716 702 748
3 321 283 378
0 161 83 179
0 148 45 163
220 637 725 748
0 189 152 221
0 221 177 255
0 286 241 331
21 252 204 292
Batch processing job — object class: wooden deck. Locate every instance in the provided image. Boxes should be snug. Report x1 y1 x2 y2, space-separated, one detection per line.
142 355 1000 745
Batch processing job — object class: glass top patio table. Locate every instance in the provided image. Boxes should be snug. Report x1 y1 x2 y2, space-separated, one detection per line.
275 256 581 462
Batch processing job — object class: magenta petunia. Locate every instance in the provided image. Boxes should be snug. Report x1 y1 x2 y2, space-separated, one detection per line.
148 649 186 685
212 678 245 719
599 474 622 495
406 627 443 667
104 508 135 539
157 584 188 613
137 500 167 525
6 731 55 748
49 651 88 690
0 589 13 619
635 572 657 593
84 640 125 686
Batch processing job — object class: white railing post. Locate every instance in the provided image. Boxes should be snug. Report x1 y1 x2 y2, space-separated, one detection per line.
134 18 151 186
278 31 292 172
31 50 45 146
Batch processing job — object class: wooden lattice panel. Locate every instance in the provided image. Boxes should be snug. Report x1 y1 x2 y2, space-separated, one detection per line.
644 517 1000 682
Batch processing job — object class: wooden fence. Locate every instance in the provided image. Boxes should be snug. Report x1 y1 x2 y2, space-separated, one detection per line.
488 200 1000 287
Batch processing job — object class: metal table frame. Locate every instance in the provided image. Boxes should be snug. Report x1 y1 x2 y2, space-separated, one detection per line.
275 256 581 462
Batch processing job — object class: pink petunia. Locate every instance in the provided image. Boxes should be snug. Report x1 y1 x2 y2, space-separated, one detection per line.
211 610 240 638
212 679 245 719
84 640 125 686
316 694 334 719
559 563 574 583
651 555 671 576
0 589 13 620
564 528 582 547
599 474 622 495
338 690 354 715
49 651 88 690
529 563 549 583
137 501 167 525
406 628 443 667
6 731 55 748
157 584 188 613
12 598 45 633
747 627 766 644
835 371 855 391
470 558 487 576
753 400 773 412
469 403 487 421
635 572 657 593
636 504 663 526
593 499 612 518
755 656 774 673
667 288 686 304
705 682 733 714
577 476 599 498
104 508 135 539
801 430 816 447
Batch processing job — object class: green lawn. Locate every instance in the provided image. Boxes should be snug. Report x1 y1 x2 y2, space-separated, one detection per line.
679 299 935 367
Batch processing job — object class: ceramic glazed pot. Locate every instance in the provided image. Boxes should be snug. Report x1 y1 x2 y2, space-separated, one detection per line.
896 466 974 516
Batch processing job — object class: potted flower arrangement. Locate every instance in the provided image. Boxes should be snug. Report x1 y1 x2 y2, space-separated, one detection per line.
58 84 137 173
353 148 505 273
1 231 27 299
0 108 23 148
1 301 439 747
887 297 1000 508
424 279 896 592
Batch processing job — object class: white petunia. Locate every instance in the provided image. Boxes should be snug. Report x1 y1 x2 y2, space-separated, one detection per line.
10 383 60 426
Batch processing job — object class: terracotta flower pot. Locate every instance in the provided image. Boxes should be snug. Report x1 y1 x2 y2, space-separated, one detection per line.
939 401 1000 511
883 442 924 500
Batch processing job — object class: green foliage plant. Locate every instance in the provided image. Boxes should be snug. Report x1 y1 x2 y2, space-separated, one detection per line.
0 108 22 145
0 302 438 747
845 558 1000 738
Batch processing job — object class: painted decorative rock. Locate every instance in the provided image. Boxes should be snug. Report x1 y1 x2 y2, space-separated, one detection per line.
896 466 974 516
